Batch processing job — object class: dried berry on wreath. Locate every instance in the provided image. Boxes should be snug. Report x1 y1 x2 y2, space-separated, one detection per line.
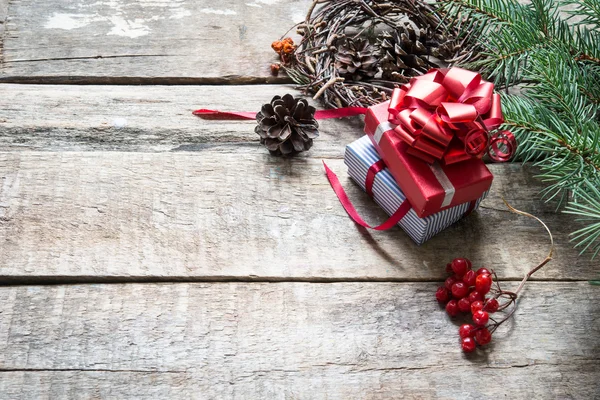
255 94 319 156
271 37 296 65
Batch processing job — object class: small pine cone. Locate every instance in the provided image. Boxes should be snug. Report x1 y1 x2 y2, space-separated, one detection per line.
378 28 448 81
334 38 378 81
255 94 319 156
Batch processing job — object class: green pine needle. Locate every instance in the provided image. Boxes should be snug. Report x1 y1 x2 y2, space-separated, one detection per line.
443 0 600 259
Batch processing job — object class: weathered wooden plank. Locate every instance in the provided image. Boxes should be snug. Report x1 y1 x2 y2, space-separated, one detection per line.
2 364 598 400
0 151 593 282
0 0 310 83
0 85 593 280
0 84 363 155
0 83 583 211
0 282 598 399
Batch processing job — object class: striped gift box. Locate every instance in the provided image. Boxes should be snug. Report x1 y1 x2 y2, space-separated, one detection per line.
345 135 489 244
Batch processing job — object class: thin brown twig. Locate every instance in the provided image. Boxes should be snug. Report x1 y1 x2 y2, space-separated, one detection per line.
313 76 344 99
502 198 555 295
484 199 554 334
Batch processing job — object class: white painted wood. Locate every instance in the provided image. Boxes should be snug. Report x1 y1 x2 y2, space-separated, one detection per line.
0 151 589 281
0 0 310 83
0 282 598 399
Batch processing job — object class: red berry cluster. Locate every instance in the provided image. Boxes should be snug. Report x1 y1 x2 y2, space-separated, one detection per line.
435 258 500 353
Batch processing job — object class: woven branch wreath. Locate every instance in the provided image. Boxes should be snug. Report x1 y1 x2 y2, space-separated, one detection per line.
274 0 473 109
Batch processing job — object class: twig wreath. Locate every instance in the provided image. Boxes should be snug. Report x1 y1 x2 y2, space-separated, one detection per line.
274 0 473 109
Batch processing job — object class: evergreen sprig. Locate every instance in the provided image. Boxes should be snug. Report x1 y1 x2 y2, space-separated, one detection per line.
563 0 600 27
443 0 600 258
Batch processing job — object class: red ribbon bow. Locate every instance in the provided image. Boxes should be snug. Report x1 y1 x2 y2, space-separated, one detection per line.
387 67 516 164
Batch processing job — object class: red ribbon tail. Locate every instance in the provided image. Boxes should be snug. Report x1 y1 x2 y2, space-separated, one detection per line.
314 107 368 119
192 109 257 120
193 107 367 121
323 161 410 231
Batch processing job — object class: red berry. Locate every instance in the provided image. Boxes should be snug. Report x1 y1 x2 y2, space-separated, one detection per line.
461 337 476 353
473 310 489 326
459 324 475 339
445 276 458 291
436 286 450 303
462 270 477 287
446 300 459 317
457 297 471 313
445 263 453 274
468 290 484 303
484 298 499 313
476 274 492 294
475 327 492 345
471 300 484 314
451 258 471 277
476 268 491 276
451 282 469 299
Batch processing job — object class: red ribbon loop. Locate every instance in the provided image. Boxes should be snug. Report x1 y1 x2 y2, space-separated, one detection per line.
387 67 516 164
488 131 517 162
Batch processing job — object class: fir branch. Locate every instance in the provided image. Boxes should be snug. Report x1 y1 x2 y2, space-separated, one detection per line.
556 140 600 172
442 0 532 27
446 0 600 258
564 182 600 258
561 0 600 27
573 26 600 63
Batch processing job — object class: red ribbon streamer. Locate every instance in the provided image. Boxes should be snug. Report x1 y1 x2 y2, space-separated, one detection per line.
193 107 368 120
193 110 257 120
323 161 410 230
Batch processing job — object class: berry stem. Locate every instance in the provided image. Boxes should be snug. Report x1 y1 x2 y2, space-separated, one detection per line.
485 200 555 334
502 198 555 296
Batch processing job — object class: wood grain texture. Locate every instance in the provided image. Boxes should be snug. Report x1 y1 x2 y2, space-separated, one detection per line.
0 0 8 30
0 0 8 67
0 0 310 83
0 282 598 399
0 151 592 282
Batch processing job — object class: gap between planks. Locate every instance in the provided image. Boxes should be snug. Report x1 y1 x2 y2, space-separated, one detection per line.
0 275 591 286
1 359 597 373
0 76 294 85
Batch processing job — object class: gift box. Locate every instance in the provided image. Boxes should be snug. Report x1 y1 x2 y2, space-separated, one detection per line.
364 100 493 218
345 135 488 244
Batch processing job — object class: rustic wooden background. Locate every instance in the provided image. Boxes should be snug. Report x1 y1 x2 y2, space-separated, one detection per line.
0 0 599 398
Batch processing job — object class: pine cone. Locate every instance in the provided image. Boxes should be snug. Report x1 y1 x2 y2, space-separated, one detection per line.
334 38 379 81
255 94 319 156
378 29 453 81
